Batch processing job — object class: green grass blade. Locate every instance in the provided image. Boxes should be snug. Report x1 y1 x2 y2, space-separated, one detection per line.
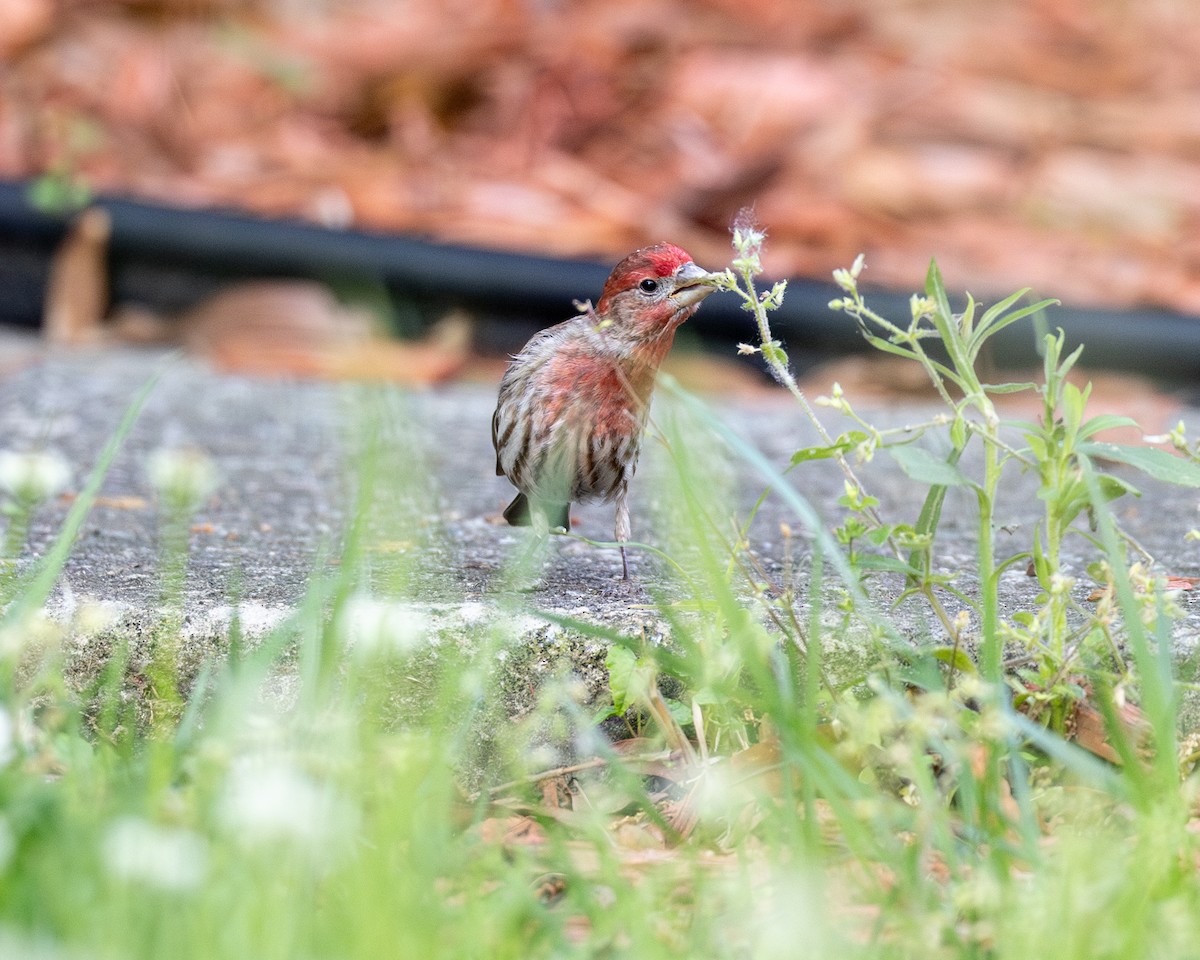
660 379 903 648
3 359 168 626
906 442 967 584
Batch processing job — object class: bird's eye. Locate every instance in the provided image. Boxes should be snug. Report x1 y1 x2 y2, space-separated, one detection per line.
638 278 659 294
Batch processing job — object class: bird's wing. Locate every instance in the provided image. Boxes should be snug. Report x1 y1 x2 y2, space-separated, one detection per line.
491 404 504 476
492 318 580 476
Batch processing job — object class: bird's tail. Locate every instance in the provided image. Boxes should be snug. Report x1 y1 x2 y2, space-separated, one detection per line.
502 493 570 530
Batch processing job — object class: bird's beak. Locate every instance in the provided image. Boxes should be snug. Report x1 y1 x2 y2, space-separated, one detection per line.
669 261 718 309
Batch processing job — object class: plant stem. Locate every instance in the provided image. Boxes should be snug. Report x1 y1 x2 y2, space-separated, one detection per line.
736 263 966 647
737 266 876 521
978 436 1001 682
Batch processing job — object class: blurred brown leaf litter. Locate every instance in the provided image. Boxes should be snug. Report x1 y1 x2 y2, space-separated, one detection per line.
6 0 1200 317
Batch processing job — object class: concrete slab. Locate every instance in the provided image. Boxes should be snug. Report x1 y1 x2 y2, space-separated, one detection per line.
2 330 1198 714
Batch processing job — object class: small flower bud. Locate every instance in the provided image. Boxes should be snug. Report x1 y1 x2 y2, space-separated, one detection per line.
1170 420 1190 452
0 450 70 505
731 254 762 276
730 207 766 258
104 818 208 891
147 447 218 515
910 295 935 320
339 594 430 657
1049 573 1075 595
219 760 352 853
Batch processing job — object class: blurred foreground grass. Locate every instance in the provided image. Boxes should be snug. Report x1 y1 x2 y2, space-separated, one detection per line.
0 350 1200 960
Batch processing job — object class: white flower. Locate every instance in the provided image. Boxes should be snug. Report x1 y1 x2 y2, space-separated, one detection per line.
1049 573 1075 595
146 447 218 513
338 595 430 656
103 818 208 891
0 450 70 504
72 600 121 636
218 759 353 853
0 611 65 659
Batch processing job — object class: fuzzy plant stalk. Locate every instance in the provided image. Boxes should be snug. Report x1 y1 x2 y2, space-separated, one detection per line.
145 447 217 728
0 451 70 591
709 219 886 527
1033 336 1080 668
834 269 1007 674
148 447 218 609
832 261 1056 682
711 222 968 646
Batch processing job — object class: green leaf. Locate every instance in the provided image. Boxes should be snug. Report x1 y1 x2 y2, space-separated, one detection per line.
970 294 1058 354
1061 381 1089 438
858 331 922 362
592 702 618 724
1040 330 1064 376
863 525 895 546
974 287 1029 332
1080 443 1200 488
888 444 974 488
958 293 977 341
790 445 839 465
1096 473 1140 502
790 432 867 466
950 415 967 450
605 645 638 715
854 554 921 575
1077 415 1140 440
1025 433 1048 460
835 519 870 545
761 341 790 368
1058 341 1085 381
1031 534 1048 587
982 381 1038 394
665 698 693 728
922 260 977 377
925 259 953 322
932 645 977 674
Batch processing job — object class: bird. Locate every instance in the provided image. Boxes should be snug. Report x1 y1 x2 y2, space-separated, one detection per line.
491 243 716 579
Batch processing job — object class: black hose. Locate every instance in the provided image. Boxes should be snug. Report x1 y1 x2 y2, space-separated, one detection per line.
1 179 1198 378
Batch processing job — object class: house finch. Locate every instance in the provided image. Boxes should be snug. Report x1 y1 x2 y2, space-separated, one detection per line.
492 243 716 579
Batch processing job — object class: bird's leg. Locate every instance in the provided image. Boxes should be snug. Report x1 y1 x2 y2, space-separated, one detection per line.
614 487 632 580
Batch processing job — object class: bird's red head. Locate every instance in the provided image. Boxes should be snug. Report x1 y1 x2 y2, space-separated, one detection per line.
594 243 714 340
